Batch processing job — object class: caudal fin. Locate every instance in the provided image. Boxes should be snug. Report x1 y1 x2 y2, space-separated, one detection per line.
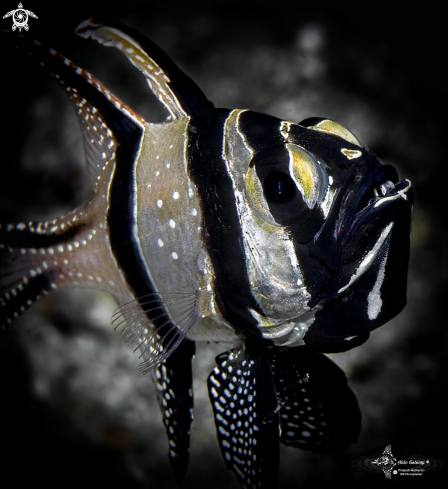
0 220 64 327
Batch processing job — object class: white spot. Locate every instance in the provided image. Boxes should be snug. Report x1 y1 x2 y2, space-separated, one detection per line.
191 208 198 216
169 219 176 229
108 280 115 286
157 239 164 248
57 245 64 253
214 401 224 413
301 431 311 437
171 252 178 260
172 191 179 200
157 200 163 208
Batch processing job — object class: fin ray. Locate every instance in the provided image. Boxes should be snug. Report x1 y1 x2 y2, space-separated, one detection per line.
112 291 201 372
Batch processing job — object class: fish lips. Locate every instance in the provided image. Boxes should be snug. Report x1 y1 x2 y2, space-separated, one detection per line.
301 167 413 351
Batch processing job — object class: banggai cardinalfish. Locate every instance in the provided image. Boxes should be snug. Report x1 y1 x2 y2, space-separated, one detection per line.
0 19 412 489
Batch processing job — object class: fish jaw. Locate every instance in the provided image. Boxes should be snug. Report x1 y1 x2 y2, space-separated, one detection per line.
300 170 413 350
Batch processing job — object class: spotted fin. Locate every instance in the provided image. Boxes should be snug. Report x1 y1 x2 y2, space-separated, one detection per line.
208 349 279 489
76 18 215 120
1 27 145 192
152 339 195 481
270 348 361 452
0 30 145 327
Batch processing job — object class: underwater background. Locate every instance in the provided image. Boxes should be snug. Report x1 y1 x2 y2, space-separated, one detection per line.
1 2 446 487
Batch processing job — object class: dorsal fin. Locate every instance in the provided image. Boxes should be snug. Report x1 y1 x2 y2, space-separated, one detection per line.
1 28 145 192
76 18 215 120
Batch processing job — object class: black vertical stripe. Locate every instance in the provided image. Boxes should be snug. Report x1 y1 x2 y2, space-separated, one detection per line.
188 109 263 339
107 133 176 335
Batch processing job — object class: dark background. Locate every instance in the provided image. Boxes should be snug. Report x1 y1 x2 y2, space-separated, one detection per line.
1 2 446 488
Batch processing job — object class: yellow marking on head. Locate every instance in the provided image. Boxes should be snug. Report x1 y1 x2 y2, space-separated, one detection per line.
280 121 291 140
310 120 361 147
286 144 317 207
245 167 271 217
341 148 362 159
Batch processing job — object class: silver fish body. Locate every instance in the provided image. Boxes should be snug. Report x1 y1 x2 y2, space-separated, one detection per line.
0 19 413 489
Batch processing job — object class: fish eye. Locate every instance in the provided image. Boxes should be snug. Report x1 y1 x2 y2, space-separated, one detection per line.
262 171 297 204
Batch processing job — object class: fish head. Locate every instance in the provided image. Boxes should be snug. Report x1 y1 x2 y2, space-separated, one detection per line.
215 110 413 351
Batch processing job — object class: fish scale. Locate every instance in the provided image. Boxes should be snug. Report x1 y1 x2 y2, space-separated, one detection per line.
1 18 413 489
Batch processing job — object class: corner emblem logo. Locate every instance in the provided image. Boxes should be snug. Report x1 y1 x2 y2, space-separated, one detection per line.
371 445 397 479
2 3 38 32
351 444 444 479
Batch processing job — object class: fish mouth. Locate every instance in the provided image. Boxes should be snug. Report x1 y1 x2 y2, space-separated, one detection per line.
300 162 413 350
340 165 412 248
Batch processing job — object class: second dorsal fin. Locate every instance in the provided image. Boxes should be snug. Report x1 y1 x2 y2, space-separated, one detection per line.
76 18 215 120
